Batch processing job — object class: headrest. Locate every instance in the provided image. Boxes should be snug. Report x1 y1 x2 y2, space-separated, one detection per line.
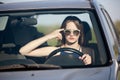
82 21 91 35
82 21 92 45
9 17 37 27
20 18 37 26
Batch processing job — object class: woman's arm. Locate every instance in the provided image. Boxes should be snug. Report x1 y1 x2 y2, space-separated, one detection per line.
19 29 64 56
20 46 58 57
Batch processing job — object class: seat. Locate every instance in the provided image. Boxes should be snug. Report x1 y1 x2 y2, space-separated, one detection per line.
82 21 92 46
0 17 48 63
82 21 101 65
0 19 19 55
0 21 26 61
11 17 45 46
10 17 48 63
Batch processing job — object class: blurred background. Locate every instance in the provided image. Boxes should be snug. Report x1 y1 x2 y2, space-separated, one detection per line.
98 0 120 42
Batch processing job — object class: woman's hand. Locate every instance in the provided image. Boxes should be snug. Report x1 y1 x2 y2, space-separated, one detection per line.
79 54 92 65
47 29 64 40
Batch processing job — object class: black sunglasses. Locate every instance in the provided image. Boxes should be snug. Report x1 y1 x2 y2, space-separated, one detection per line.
64 29 80 36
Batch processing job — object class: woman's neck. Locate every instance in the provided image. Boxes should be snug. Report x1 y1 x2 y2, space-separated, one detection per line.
63 42 81 50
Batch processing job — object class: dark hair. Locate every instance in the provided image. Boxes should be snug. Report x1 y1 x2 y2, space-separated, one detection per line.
60 16 84 46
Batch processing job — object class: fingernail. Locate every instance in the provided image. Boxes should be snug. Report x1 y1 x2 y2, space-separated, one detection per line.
83 56 86 60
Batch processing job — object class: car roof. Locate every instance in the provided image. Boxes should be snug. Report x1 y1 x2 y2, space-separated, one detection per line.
0 0 94 12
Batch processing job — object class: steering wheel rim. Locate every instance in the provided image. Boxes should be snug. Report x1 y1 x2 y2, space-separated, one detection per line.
45 47 84 66
46 47 83 60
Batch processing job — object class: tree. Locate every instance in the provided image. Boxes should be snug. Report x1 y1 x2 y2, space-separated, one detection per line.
114 20 120 44
115 20 120 34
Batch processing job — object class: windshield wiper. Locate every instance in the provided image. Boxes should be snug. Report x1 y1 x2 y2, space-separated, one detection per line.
0 64 61 71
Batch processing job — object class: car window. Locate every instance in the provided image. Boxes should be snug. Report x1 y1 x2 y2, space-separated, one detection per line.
0 10 110 70
0 16 8 30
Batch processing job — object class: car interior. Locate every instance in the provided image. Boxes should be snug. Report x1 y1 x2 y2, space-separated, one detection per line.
0 12 104 67
0 16 48 64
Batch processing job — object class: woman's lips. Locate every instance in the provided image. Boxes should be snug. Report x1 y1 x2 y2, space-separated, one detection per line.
69 37 75 40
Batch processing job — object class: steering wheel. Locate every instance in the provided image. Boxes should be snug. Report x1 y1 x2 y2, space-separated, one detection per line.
44 47 84 66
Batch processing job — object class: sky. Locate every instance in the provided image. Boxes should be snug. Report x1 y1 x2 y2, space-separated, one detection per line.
0 0 120 22
98 0 120 22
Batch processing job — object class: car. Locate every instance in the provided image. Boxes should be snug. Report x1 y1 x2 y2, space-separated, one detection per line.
0 0 120 80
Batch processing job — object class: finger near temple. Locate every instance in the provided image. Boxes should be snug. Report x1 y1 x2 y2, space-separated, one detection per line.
59 28 64 31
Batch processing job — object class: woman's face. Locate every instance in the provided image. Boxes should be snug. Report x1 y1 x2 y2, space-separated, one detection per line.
64 22 80 44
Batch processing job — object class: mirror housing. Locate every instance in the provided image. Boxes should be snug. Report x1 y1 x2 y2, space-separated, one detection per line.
117 51 120 70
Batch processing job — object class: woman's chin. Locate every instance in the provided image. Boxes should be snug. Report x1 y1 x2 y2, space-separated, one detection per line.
67 40 77 45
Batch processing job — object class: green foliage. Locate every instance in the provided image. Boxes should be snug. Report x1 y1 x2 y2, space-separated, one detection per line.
37 24 60 46
91 28 97 43
37 24 59 34
114 20 120 39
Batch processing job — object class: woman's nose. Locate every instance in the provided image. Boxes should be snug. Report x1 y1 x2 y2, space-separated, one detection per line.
69 32 74 36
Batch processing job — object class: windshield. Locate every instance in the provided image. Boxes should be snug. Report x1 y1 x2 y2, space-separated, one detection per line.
0 10 109 71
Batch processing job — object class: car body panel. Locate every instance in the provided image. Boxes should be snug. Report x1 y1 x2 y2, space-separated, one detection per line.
0 0 92 12
0 0 119 80
0 60 118 80
0 66 110 80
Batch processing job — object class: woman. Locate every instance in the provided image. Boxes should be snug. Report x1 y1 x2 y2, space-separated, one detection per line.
19 16 92 65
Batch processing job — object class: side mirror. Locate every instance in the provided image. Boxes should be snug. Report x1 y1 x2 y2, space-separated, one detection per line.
118 54 120 70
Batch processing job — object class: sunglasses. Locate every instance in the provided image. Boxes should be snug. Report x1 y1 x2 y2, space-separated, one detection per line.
64 29 80 36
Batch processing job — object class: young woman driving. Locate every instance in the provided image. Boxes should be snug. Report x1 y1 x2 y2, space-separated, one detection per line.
19 16 92 65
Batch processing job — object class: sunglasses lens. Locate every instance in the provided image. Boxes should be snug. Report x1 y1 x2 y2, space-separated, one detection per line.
64 30 80 36
73 30 80 36
64 30 71 35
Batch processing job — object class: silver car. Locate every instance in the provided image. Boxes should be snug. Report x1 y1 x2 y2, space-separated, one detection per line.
0 0 120 80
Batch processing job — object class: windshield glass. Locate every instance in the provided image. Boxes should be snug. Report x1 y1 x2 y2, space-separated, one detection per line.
0 10 109 70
